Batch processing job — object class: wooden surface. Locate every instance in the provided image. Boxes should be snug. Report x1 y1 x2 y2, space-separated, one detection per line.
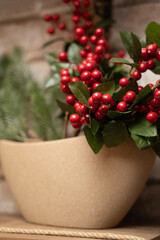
0 214 159 240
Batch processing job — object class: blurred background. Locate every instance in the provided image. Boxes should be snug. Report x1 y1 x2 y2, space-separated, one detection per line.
0 0 160 225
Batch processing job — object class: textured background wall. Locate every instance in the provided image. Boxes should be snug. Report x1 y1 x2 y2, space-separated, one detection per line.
0 0 160 223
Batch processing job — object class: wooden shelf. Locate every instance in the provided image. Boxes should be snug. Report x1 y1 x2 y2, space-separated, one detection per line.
0 214 159 240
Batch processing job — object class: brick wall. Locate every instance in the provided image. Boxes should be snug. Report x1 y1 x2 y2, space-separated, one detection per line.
0 0 160 222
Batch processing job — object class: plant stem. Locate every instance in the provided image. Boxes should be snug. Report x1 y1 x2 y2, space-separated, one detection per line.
71 129 81 138
152 80 160 91
64 111 69 138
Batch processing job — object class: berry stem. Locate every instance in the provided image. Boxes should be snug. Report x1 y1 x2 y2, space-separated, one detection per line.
71 128 81 138
64 111 69 138
152 80 160 91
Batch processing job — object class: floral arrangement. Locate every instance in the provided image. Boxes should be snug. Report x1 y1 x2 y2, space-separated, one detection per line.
43 1 160 155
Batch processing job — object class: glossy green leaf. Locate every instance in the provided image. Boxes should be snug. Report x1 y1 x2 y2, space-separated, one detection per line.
131 33 141 63
95 18 116 28
152 141 160 157
42 37 65 49
120 31 133 59
130 85 152 108
131 133 151 150
145 22 160 47
67 43 82 63
110 58 139 67
93 81 115 95
56 99 76 115
128 116 157 137
107 110 132 119
45 73 60 88
84 126 103 154
91 117 99 135
103 120 128 147
69 81 90 107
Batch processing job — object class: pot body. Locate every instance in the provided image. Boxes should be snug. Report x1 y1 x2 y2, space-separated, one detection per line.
0 136 155 229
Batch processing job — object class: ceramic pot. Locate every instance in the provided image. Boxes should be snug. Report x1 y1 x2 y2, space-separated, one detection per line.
0 136 155 229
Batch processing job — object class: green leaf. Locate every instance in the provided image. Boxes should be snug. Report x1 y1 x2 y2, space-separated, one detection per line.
145 22 160 47
103 120 128 147
45 53 58 65
67 43 82 63
95 18 116 28
93 81 115 95
128 116 157 137
120 31 133 59
107 110 132 119
110 58 139 67
100 58 109 73
69 81 90 107
91 117 99 135
113 79 138 101
42 37 65 48
131 133 151 150
45 73 60 88
84 126 103 154
130 85 152 108
131 32 141 63
56 99 76 115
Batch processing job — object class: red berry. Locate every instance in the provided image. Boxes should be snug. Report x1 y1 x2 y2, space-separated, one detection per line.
97 39 107 47
95 45 105 55
105 53 112 60
72 122 82 128
85 113 90 123
73 0 80 8
92 82 101 91
150 98 159 108
119 77 129 87
60 69 70 76
147 43 158 57
147 59 156 70
81 71 92 81
98 105 109 115
85 45 92 52
139 104 149 114
90 106 97 113
154 89 160 99
148 83 154 88
72 15 80 24
95 28 104 37
74 101 81 108
138 86 143 92
105 43 110 51
84 0 90 7
66 94 76 105
92 69 102 81
47 26 55 34
102 94 112 104
117 101 128 112
75 27 84 36
138 62 147 72
85 21 93 29
69 114 80 123
83 11 91 20
95 111 104 120
118 50 125 58
78 64 85 73
85 62 95 72
52 14 60 21
132 70 141 81
146 112 158 123
80 49 87 58
80 35 88 45
70 77 80 82
58 22 66 30
88 97 95 106
43 14 52 21
58 51 68 62
92 92 102 103
141 48 148 60
94 54 102 64
62 0 70 2
156 79 160 90
156 50 160 61
109 100 117 110
77 105 88 115
125 91 136 103
60 83 70 93
61 76 70 84
90 35 98 44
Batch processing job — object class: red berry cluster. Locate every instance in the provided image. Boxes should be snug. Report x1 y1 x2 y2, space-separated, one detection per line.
43 0 92 37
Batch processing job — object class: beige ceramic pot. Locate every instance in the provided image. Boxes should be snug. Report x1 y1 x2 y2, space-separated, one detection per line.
0 136 156 229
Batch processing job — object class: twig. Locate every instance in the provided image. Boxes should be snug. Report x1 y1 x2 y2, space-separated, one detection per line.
152 80 160 91
71 129 81 138
64 111 69 138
